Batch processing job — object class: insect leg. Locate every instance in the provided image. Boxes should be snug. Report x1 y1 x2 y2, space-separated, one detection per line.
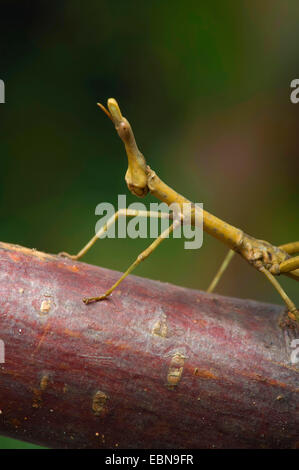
279 255 299 273
207 249 235 293
59 209 169 260
259 266 299 323
279 241 299 255
83 218 182 304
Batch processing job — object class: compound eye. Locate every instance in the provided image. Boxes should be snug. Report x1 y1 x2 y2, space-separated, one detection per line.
118 121 130 139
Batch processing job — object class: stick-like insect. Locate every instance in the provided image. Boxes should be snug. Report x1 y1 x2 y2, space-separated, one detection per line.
60 99 299 324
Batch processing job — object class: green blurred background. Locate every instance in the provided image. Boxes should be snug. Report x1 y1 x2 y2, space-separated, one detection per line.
0 0 298 448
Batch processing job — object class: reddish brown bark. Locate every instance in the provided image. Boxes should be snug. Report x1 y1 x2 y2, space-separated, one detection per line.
0 241 298 449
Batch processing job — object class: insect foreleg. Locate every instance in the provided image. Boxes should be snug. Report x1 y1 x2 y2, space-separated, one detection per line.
59 209 170 261
83 217 182 304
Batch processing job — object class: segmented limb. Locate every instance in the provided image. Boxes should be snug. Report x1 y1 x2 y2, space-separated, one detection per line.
207 249 235 293
259 266 299 323
279 256 299 273
277 250 299 281
83 218 182 304
279 241 299 255
59 209 171 261
285 269 299 281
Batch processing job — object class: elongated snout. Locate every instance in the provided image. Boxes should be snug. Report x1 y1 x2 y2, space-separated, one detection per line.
99 98 149 197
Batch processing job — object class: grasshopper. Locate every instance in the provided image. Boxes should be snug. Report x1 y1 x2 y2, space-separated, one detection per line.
60 99 299 324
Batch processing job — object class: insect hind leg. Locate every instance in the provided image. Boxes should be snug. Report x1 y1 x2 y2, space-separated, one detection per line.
260 266 299 323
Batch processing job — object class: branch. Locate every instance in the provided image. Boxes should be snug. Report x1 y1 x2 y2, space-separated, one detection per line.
0 241 298 449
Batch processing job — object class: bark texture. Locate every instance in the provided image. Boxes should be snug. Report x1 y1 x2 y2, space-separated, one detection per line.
0 241 298 449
